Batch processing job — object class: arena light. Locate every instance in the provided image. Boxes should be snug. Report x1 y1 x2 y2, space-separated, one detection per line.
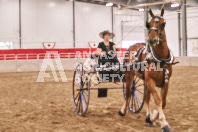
49 2 56 7
106 3 113 7
139 8 144 12
171 3 180 7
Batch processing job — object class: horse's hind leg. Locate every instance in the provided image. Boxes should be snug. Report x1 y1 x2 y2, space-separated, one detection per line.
161 83 169 109
146 79 172 131
119 71 134 116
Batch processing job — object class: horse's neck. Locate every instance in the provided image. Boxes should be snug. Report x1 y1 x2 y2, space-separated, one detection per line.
153 30 169 59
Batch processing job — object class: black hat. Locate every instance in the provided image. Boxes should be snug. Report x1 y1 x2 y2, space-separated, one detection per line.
99 30 115 39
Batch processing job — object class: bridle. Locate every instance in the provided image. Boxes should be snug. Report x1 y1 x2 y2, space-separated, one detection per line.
147 16 166 45
145 16 174 64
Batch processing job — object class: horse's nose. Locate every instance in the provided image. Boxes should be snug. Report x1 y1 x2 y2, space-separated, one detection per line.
149 39 157 45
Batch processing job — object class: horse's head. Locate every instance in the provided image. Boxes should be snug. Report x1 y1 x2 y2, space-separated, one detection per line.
146 8 166 47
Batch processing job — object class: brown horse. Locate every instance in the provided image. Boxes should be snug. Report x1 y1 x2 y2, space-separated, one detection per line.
119 8 173 132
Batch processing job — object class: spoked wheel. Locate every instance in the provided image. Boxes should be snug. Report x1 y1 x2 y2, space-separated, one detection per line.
73 63 90 116
123 75 146 113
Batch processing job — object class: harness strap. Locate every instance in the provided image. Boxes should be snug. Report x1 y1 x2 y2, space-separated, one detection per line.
149 45 174 64
134 44 176 87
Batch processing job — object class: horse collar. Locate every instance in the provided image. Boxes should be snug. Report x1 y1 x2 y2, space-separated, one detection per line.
146 44 174 65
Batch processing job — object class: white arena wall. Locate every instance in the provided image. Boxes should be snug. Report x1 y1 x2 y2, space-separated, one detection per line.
0 0 198 57
0 57 198 73
0 59 86 72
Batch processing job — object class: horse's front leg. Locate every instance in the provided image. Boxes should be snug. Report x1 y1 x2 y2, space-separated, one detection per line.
161 82 169 109
145 80 159 126
147 79 172 132
119 71 134 116
145 87 151 117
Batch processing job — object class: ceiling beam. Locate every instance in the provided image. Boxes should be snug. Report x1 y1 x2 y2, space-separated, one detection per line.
127 0 131 5
94 0 128 6
121 0 184 10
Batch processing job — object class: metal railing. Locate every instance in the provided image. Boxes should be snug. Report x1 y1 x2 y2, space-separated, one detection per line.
0 51 126 60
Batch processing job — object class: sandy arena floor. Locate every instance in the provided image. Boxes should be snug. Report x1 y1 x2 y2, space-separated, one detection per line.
0 66 197 132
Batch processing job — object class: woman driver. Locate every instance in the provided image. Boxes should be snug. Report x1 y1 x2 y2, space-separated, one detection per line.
97 30 119 65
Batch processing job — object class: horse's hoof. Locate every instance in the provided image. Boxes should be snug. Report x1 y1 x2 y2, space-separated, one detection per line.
118 109 125 116
145 115 152 123
161 125 172 132
145 115 156 127
162 103 166 109
147 122 156 127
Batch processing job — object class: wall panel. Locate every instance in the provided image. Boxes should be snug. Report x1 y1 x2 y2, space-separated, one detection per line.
75 2 112 48
187 8 198 56
164 12 179 56
113 8 145 48
21 0 73 49
0 0 19 48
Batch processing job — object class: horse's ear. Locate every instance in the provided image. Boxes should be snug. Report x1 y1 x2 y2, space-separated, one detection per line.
146 21 150 29
161 8 164 17
149 9 154 17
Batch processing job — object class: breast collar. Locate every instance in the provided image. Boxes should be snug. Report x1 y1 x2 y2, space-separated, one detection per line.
144 44 175 65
